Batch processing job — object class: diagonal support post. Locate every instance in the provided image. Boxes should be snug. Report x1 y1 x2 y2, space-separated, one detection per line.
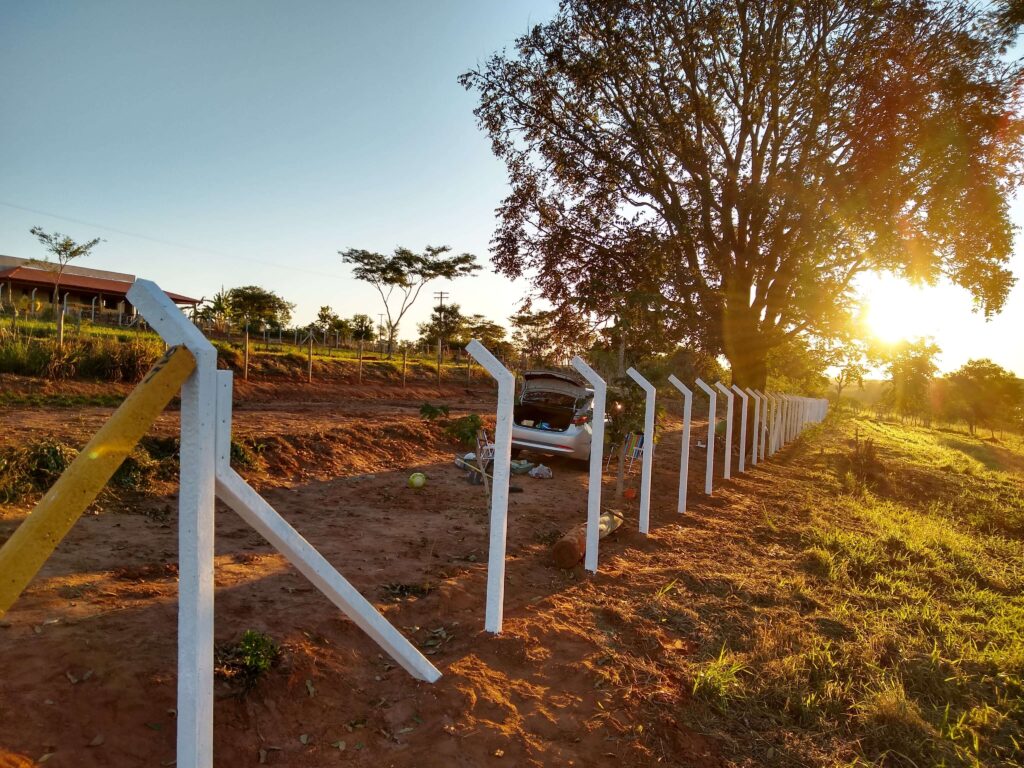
213 371 440 681
0 345 195 616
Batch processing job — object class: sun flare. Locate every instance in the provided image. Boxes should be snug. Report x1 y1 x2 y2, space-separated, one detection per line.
859 273 939 345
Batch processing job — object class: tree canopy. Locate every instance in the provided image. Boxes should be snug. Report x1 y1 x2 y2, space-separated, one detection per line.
945 358 1022 434
223 286 294 331
461 0 1023 387
340 245 479 355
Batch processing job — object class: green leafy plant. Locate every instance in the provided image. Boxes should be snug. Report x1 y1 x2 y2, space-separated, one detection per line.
215 629 279 694
445 414 483 446
419 402 450 421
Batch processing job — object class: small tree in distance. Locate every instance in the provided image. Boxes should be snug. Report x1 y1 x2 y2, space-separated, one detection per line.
340 245 479 357
225 286 294 332
29 226 103 346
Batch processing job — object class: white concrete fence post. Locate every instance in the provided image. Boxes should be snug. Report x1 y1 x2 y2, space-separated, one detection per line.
745 388 760 466
754 390 768 460
625 367 656 534
731 385 749 473
571 356 607 573
128 280 218 768
466 339 515 634
694 378 717 495
714 382 734 479
667 375 692 514
768 393 780 455
131 281 443 768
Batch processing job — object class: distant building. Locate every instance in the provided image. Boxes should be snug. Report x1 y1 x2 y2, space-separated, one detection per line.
0 255 199 318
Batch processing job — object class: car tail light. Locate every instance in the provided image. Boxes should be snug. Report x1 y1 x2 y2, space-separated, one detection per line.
572 414 590 425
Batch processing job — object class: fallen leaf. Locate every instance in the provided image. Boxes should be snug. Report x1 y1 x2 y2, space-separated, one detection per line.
305 678 316 698
88 734 104 747
299 734 310 745
146 722 163 731
66 671 79 685
258 748 267 764
38 754 54 763
331 739 346 751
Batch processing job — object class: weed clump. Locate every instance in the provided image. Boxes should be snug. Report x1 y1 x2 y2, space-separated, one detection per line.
836 436 887 493
215 629 279 694
0 439 77 502
692 646 747 709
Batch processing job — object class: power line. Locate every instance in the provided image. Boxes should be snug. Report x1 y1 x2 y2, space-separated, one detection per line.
0 199 348 280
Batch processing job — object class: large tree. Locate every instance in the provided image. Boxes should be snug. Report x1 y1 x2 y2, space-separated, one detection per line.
946 358 1022 435
461 0 1023 387
340 245 479 356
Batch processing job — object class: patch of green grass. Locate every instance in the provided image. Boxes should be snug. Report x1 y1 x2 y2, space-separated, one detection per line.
0 391 124 408
692 646 748 709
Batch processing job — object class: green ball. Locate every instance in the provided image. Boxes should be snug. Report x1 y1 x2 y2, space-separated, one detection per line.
408 472 427 489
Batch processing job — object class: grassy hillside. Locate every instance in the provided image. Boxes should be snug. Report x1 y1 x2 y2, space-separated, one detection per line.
680 416 1024 766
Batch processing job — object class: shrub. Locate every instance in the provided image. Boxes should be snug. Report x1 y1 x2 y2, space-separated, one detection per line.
420 402 450 421
445 414 483 446
111 446 159 490
215 629 279 693
0 439 78 502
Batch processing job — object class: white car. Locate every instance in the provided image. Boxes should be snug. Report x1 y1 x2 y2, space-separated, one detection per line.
511 370 595 462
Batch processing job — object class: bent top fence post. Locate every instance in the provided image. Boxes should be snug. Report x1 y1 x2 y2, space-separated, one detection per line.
731 385 749 473
694 378 716 495
466 339 515 634
626 367 656 534
714 381 734 479
571 356 607 573
128 279 218 768
753 390 768 460
766 393 778 455
667 375 692 514
745 388 760 466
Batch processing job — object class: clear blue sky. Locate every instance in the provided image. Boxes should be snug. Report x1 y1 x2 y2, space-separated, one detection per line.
1 1 1021 375
0 0 558 335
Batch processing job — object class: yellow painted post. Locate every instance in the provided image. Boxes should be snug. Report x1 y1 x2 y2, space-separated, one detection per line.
0 345 196 616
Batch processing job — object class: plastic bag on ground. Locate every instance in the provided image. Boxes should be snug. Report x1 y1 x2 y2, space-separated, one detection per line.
528 464 553 479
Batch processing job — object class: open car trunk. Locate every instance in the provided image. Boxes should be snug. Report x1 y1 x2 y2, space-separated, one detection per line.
514 371 589 433
514 402 576 432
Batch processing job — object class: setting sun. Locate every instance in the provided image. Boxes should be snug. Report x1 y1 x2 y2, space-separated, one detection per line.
859 272 940 344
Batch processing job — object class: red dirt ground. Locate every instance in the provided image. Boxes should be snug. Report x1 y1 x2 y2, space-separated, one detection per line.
0 376 776 767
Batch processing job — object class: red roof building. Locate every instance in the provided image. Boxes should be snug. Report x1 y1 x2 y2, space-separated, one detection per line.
0 256 199 316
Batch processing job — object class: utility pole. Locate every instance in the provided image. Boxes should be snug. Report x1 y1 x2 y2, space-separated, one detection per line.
433 291 448 388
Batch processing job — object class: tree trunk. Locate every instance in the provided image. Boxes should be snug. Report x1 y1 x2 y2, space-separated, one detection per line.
721 285 769 390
